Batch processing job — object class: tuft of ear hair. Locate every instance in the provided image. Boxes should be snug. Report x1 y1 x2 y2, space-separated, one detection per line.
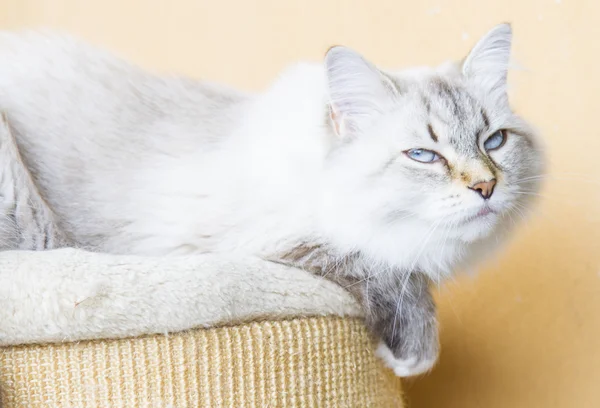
324 46 397 139
462 23 512 99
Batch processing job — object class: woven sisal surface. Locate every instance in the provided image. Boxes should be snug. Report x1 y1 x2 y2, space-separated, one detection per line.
0 316 404 407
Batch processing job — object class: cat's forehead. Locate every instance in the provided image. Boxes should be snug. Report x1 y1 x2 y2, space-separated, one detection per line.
424 78 482 125
401 76 489 153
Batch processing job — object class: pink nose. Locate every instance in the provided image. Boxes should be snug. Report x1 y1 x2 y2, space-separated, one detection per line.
469 179 497 200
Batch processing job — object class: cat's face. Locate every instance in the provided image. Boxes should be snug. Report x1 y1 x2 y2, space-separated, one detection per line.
368 76 543 243
320 24 544 272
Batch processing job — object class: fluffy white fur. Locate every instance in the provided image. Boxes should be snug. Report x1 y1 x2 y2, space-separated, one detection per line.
0 24 544 377
375 341 438 377
0 26 541 277
0 248 360 346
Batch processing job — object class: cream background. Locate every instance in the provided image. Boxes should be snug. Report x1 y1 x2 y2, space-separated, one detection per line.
1 0 599 407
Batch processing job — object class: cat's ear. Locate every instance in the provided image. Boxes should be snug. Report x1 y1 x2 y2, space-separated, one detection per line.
325 46 397 139
462 23 512 98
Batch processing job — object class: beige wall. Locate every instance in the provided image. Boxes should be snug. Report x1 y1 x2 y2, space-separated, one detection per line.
2 0 599 407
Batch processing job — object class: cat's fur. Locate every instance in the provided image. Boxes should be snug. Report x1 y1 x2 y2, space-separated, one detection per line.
0 114 67 250
0 24 544 376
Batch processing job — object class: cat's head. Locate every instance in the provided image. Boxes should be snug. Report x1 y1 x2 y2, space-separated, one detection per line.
319 24 544 274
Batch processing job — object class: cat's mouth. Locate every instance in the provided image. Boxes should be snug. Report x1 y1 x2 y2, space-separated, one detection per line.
459 206 497 225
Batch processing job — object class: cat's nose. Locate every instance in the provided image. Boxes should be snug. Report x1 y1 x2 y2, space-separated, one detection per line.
469 179 497 200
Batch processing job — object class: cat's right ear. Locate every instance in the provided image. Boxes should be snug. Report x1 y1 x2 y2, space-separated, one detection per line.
325 46 397 139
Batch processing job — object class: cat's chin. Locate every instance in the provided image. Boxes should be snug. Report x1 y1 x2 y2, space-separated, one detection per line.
456 215 500 243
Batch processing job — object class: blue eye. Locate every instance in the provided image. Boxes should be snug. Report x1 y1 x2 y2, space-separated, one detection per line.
484 130 507 151
405 148 440 163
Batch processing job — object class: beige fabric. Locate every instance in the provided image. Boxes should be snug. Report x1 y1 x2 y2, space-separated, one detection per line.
0 316 404 408
0 248 360 347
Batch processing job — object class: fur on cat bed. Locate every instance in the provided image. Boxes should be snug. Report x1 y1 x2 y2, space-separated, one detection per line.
0 249 404 407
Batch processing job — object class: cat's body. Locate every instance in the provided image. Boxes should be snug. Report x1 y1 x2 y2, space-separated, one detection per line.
0 32 251 255
0 25 544 376
0 114 67 250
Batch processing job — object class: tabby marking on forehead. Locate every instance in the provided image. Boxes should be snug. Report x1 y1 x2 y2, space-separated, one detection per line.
427 124 439 142
480 108 490 129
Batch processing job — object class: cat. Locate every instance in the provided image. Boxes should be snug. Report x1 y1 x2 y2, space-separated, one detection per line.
0 114 67 250
0 23 544 376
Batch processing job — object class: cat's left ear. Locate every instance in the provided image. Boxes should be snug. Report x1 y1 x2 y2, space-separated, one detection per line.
462 23 512 99
325 46 397 139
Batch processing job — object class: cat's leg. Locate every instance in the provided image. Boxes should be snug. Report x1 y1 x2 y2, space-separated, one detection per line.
361 271 439 377
0 113 68 250
273 247 439 377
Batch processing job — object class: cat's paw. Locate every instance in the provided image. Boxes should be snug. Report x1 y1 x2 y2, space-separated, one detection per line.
375 342 437 377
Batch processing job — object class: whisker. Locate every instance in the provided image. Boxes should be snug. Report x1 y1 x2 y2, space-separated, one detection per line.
344 220 442 289
392 270 414 343
514 173 600 186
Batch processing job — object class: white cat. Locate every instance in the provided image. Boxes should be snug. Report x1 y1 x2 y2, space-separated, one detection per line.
0 23 544 376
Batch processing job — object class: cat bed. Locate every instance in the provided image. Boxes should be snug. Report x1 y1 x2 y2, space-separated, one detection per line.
0 249 404 407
